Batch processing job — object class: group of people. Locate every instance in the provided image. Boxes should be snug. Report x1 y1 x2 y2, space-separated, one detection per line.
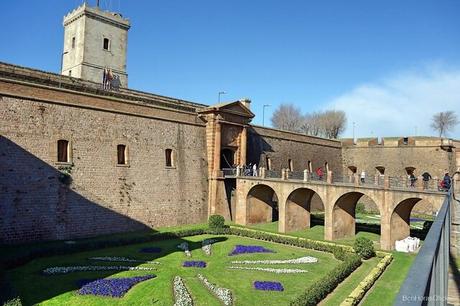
411 171 451 191
242 163 258 176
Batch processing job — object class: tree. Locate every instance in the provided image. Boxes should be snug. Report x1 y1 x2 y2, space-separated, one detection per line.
270 104 304 132
430 111 459 137
321 110 347 139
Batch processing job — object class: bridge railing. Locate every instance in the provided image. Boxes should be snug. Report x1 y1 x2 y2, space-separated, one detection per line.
394 190 451 305
222 167 449 193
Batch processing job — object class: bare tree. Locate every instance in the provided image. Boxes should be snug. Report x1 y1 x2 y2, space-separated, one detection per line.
431 111 459 137
321 110 347 139
301 112 322 136
270 103 304 132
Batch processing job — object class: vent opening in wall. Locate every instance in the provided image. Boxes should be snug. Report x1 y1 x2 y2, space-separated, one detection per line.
165 149 174 167
117 144 127 165
103 38 110 50
57 140 69 162
288 159 293 171
71 37 75 49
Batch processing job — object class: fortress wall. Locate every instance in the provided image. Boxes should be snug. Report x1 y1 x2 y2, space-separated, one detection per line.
0 83 208 243
247 126 343 176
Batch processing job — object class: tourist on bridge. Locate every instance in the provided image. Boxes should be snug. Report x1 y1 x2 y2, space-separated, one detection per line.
360 170 366 184
316 167 324 180
422 172 432 189
442 173 451 191
252 164 258 177
409 173 417 187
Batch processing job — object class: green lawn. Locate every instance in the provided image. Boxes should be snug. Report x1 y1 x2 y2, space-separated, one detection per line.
361 252 416 306
321 257 381 306
6 234 341 306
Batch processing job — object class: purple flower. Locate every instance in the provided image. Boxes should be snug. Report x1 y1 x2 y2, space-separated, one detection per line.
182 261 207 268
253 281 284 291
77 275 155 297
229 245 275 256
140 247 162 253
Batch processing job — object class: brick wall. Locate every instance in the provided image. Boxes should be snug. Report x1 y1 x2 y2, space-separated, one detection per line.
0 93 208 243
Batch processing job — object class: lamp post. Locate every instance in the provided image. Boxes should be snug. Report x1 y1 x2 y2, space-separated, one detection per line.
262 104 271 126
60 51 69 74
218 91 226 103
352 122 356 142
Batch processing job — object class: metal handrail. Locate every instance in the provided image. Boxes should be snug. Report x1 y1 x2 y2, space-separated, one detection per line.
394 189 451 305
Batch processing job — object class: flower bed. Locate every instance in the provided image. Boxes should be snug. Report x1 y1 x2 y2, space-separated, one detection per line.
228 245 274 256
197 274 232 306
173 276 193 306
139 247 162 253
88 256 160 264
177 242 191 257
228 266 308 274
253 281 284 291
183 261 206 268
42 265 156 275
231 256 317 265
78 275 155 297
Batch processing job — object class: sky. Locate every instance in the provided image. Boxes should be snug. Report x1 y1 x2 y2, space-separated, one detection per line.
1 0 459 139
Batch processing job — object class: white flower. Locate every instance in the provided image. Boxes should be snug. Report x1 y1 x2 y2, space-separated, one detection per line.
197 274 232 306
173 276 194 306
88 256 160 264
230 256 318 265
227 266 308 274
42 265 156 275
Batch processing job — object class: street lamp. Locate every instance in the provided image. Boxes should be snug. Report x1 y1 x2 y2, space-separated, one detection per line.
218 91 227 103
60 51 69 74
262 104 271 126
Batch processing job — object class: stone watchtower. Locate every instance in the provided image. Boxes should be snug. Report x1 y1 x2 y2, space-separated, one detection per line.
62 2 130 87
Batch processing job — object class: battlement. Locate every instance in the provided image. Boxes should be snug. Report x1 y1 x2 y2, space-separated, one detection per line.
341 137 456 148
63 3 130 29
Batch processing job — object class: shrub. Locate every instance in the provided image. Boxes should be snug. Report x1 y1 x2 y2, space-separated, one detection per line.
423 221 433 232
332 247 347 261
353 237 375 259
290 254 362 306
208 215 225 229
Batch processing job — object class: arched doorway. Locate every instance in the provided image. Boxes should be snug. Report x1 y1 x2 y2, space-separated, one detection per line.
247 185 279 225
221 148 235 169
332 192 381 245
390 198 434 249
285 188 324 232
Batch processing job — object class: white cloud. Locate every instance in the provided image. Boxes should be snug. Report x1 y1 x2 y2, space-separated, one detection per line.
324 64 460 139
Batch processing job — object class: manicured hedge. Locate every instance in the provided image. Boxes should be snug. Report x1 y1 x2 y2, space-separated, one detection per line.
208 215 226 229
290 254 362 306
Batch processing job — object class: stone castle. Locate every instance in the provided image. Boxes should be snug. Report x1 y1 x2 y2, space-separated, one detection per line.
0 3 458 244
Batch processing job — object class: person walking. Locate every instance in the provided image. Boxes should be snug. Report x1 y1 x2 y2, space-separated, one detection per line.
421 172 432 189
252 163 258 177
360 170 366 184
442 173 451 191
316 167 323 180
409 173 417 187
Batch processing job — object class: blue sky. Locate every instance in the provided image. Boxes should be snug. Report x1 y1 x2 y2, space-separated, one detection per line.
1 0 459 138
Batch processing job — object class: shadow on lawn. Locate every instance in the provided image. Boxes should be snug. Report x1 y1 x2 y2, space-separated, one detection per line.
0 136 225 304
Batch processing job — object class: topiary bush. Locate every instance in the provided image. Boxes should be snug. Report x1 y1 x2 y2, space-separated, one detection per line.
353 237 375 259
208 215 225 229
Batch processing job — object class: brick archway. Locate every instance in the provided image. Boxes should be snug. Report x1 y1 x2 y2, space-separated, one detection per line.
285 188 324 232
246 184 279 224
390 197 430 248
331 191 381 240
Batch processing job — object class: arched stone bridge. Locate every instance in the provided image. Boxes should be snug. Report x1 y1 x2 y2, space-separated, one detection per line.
233 176 446 251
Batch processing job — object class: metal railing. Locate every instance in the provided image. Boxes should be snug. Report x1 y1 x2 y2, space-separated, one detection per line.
394 190 452 305
221 167 449 193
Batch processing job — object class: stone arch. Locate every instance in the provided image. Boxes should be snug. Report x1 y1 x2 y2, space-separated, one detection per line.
390 197 432 248
246 184 279 224
331 191 381 240
285 188 325 232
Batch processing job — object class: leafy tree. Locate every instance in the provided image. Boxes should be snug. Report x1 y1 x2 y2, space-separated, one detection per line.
430 111 458 137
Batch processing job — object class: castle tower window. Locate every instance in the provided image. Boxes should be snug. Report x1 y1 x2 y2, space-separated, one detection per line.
266 156 272 171
117 144 127 165
71 37 75 49
288 159 293 171
69 70 72 76
165 149 174 167
103 38 110 50
57 140 69 162
403 137 409 145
